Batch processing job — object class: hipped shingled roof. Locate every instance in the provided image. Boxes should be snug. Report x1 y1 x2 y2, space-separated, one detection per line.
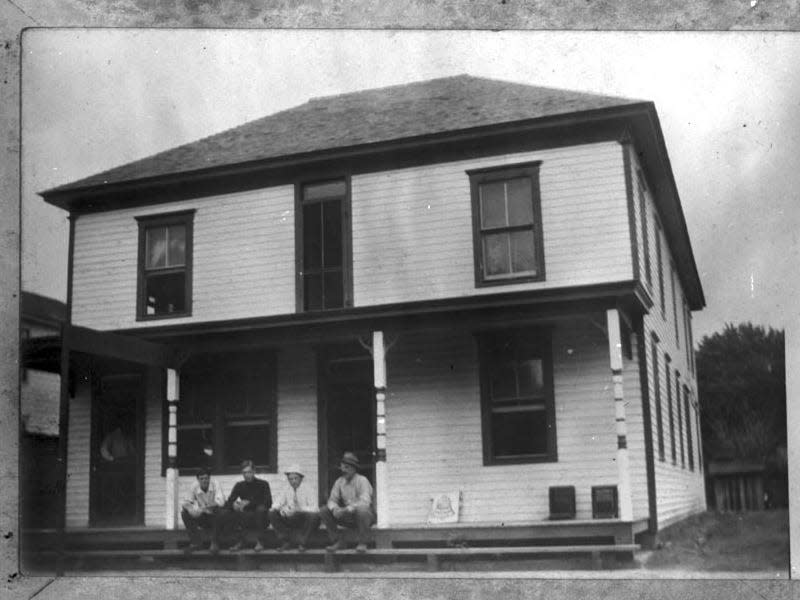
46 75 641 193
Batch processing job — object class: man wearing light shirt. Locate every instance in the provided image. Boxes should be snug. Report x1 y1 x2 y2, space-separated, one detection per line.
181 467 225 554
268 465 320 552
319 452 375 553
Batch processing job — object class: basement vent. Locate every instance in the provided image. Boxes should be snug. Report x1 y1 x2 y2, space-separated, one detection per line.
548 486 576 520
591 486 619 519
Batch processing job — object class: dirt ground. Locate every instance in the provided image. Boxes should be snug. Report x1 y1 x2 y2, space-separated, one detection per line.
642 509 789 572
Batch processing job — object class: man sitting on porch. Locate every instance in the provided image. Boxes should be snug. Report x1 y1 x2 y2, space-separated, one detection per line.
268 464 320 552
319 452 375 553
223 459 272 552
181 467 225 554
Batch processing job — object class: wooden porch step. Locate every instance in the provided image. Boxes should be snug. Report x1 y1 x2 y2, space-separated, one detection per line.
30 543 640 572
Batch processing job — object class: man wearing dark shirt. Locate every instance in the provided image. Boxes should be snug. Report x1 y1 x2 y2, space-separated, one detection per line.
223 459 272 551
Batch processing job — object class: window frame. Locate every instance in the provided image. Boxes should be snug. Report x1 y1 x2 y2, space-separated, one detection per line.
294 177 353 312
169 350 278 476
684 384 694 471
467 162 546 287
135 210 195 321
651 333 664 462
655 220 665 319
676 369 684 468
477 327 557 466
671 262 680 349
666 353 676 465
637 170 652 287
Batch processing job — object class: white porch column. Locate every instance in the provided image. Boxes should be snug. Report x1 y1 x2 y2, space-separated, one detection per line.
606 309 634 521
372 331 389 528
166 368 180 529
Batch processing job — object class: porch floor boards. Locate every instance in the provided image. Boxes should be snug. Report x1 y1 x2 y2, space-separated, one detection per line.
22 519 646 572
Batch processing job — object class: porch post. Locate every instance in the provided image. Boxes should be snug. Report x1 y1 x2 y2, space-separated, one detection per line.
166 368 179 529
606 309 634 521
372 330 389 528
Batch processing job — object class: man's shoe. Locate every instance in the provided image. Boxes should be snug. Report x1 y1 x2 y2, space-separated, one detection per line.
326 540 345 552
355 543 368 553
277 542 293 552
254 541 264 552
229 541 243 552
209 542 220 555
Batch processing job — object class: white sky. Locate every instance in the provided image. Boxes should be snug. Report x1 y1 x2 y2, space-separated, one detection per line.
20 30 800 343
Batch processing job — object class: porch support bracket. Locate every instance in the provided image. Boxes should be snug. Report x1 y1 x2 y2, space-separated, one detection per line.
607 309 634 521
165 368 180 530
372 330 389 529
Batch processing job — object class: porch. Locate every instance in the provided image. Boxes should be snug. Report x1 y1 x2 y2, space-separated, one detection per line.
22 518 647 572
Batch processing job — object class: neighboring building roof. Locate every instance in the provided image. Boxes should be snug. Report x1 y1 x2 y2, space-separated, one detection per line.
45 75 642 194
708 460 766 476
21 291 67 331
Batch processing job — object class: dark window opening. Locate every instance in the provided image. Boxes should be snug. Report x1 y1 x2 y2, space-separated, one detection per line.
651 334 664 462
174 351 276 474
298 179 350 311
685 386 694 471
479 328 556 464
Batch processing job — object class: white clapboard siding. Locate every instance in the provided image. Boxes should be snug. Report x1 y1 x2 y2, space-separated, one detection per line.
352 142 632 307
143 345 320 527
630 148 705 527
71 142 633 331
383 321 623 526
65 377 91 528
71 186 296 331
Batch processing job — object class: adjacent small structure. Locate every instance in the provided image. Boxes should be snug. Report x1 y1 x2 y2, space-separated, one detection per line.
707 460 765 512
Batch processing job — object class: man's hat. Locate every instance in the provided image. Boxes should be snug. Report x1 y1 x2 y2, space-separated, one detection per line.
284 464 305 477
340 452 360 469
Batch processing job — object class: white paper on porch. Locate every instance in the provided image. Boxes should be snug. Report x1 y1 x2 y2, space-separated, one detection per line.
427 491 460 524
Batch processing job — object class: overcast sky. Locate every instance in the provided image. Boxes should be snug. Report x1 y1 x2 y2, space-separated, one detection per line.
21 30 800 343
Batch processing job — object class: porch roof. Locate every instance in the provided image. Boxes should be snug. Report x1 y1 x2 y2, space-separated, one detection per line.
117 280 650 352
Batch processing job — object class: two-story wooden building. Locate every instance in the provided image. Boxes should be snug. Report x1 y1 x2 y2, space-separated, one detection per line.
37 75 705 546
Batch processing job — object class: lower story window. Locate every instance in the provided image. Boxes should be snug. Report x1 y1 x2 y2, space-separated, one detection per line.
478 328 556 464
174 351 277 473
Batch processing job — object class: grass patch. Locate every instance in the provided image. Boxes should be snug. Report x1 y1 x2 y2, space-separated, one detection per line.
644 509 788 572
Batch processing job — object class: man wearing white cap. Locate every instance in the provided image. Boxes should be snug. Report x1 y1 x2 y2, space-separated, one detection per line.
268 464 320 551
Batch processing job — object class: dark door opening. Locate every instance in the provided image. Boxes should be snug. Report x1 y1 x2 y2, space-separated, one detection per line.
90 371 145 526
318 344 375 505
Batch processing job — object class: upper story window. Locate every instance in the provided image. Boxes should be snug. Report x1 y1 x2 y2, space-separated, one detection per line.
478 327 556 465
655 221 665 319
296 179 352 311
136 210 194 320
467 162 545 286
637 171 652 287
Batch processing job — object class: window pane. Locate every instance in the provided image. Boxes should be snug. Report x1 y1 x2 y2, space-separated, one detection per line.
177 427 213 470
506 178 533 226
304 273 323 311
483 233 510 276
167 225 186 266
490 361 516 400
491 409 548 457
517 359 544 397
323 200 343 268
479 182 506 228
224 424 271 468
510 230 536 273
323 269 344 309
304 180 346 201
144 272 185 315
303 204 322 270
146 227 167 269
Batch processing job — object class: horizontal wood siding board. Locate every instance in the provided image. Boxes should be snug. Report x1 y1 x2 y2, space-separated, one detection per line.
634 159 705 531
71 143 634 332
353 142 631 307
384 322 620 525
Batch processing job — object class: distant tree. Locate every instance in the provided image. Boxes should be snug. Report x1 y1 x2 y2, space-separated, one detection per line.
696 323 785 465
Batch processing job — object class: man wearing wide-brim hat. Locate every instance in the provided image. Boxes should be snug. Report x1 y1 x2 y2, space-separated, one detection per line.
319 452 375 553
268 464 320 552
